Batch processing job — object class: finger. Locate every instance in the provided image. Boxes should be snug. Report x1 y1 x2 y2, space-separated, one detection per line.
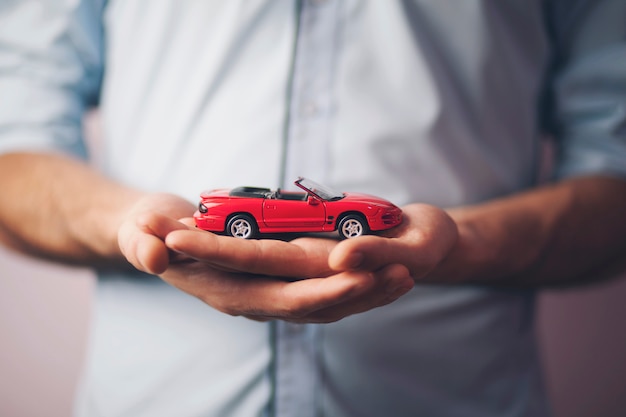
165 229 336 278
242 315 273 322
223 264 413 324
284 264 414 323
119 212 192 274
135 233 171 274
135 212 196 273
161 264 375 319
177 217 196 228
329 235 426 272
136 212 193 239
119 224 170 274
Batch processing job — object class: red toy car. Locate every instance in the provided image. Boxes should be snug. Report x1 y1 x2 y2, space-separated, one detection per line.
194 177 402 239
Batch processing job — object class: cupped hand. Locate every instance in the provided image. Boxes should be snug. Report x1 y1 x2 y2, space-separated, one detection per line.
328 204 459 282
117 198 456 323
162 229 414 323
116 194 413 323
160 203 458 322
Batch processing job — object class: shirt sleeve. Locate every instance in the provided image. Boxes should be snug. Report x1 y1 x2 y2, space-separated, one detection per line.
0 0 104 159
545 0 626 180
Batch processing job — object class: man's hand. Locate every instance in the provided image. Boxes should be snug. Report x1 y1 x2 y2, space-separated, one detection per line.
117 193 196 273
329 204 459 281
163 233 415 323
119 197 458 322
149 204 458 323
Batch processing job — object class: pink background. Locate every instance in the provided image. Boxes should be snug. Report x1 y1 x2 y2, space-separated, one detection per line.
1 245 626 417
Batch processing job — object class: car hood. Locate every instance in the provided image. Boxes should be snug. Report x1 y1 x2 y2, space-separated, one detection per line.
340 192 399 209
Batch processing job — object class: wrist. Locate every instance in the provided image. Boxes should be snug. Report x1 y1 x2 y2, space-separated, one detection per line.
70 185 148 263
433 186 565 286
429 208 493 283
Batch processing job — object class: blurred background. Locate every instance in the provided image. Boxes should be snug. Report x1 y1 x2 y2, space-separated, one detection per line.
1 247 626 417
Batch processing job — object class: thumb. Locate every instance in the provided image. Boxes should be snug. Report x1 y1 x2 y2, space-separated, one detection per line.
329 236 418 273
118 212 192 275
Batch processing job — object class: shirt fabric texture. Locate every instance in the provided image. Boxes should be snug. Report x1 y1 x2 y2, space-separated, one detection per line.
1 1 625 416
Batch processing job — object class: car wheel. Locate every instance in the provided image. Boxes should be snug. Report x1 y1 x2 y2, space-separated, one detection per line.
338 214 368 239
226 214 257 239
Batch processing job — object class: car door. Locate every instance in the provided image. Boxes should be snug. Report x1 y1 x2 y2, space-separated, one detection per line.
262 194 326 230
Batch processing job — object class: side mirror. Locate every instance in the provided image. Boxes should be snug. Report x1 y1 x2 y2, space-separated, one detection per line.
307 196 320 206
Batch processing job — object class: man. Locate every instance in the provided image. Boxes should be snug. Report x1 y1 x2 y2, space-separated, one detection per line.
1 1 625 416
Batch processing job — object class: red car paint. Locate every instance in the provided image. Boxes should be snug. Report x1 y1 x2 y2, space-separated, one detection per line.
194 178 402 239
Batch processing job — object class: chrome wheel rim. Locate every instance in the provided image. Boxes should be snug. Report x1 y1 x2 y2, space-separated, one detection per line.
231 219 252 239
341 219 363 238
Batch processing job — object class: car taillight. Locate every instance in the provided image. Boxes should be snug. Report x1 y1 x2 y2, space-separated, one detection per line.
198 203 208 213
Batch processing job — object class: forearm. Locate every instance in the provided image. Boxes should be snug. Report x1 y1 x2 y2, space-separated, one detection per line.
0 152 144 266
441 176 626 286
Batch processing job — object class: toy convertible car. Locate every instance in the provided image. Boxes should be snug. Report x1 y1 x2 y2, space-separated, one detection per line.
194 177 402 239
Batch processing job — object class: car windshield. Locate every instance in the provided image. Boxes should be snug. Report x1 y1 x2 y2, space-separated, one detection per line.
296 178 344 201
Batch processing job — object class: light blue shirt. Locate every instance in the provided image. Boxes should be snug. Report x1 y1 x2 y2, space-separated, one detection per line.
1 1 625 416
